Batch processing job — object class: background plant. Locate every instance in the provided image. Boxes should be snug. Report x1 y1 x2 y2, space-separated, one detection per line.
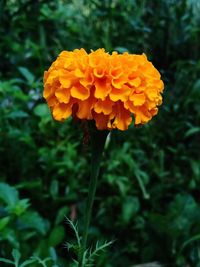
0 0 200 266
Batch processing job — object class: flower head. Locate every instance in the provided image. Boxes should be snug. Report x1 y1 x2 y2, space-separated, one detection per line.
43 48 164 130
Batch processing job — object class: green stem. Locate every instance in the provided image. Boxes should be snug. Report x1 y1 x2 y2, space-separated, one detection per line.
79 128 109 267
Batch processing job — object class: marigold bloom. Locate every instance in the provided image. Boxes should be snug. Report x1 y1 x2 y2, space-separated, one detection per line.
43 48 164 130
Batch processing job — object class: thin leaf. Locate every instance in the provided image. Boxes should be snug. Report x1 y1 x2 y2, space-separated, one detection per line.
12 249 21 266
20 258 37 267
88 240 114 265
0 258 14 264
135 171 150 199
184 127 200 138
65 217 81 248
179 233 200 253
18 67 35 83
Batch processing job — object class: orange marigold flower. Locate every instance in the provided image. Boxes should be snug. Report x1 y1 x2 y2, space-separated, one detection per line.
43 48 164 130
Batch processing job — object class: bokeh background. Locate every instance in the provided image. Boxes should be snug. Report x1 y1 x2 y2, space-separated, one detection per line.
0 1 200 266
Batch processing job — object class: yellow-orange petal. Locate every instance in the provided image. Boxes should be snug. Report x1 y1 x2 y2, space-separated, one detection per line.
52 103 72 121
93 67 106 78
135 86 145 93
146 100 157 110
111 103 132 130
64 58 73 69
43 71 49 83
157 80 164 92
129 93 146 106
109 85 130 102
71 84 90 100
145 88 158 101
109 67 123 79
93 112 109 130
94 97 113 115
55 88 70 103
128 77 141 87
45 70 58 85
111 76 127 89
80 68 94 88
134 107 151 125
74 68 85 78
47 95 58 107
150 107 158 116
43 84 53 99
124 100 137 113
76 96 96 120
94 78 111 100
59 76 72 88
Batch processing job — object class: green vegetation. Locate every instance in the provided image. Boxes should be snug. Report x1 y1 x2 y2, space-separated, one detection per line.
0 1 200 266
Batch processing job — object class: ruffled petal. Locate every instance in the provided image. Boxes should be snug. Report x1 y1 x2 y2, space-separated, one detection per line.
109 85 130 102
52 103 72 121
71 84 90 100
94 78 111 100
111 103 132 130
93 112 109 130
76 96 96 120
129 93 146 106
55 88 70 103
94 97 113 115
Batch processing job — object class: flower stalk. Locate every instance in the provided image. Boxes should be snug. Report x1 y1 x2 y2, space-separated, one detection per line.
79 127 109 267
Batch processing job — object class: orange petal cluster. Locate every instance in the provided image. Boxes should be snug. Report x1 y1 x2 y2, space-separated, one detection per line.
43 48 164 130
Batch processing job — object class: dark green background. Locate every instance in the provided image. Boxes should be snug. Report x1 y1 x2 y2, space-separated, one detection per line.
0 1 200 266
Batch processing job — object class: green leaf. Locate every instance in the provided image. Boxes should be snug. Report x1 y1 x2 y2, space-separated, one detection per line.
65 217 81 248
18 67 35 83
31 256 51 266
12 199 30 216
48 225 65 247
190 160 200 179
18 211 49 235
0 216 10 230
33 104 50 117
122 196 140 224
12 249 21 265
87 240 114 266
180 233 200 254
184 127 200 138
20 258 37 267
135 171 150 199
55 206 69 225
7 110 29 119
50 180 59 198
192 79 200 95
49 247 57 262
116 176 129 196
0 258 14 264
0 183 19 207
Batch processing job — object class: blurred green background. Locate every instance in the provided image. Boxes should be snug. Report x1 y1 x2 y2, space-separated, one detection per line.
0 0 200 266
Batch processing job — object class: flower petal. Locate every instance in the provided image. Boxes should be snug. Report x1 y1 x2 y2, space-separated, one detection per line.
55 88 70 103
76 96 96 119
71 84 90 100
94 79 111 100
129 93 146 106
93 112 109 130
94 97 113 115
111 103 132 130
52 103 72 121
109 85 130 102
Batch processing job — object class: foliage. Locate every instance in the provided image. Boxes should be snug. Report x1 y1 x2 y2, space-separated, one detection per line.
65 217 113 267
0 0 200 266
0 248 60 267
